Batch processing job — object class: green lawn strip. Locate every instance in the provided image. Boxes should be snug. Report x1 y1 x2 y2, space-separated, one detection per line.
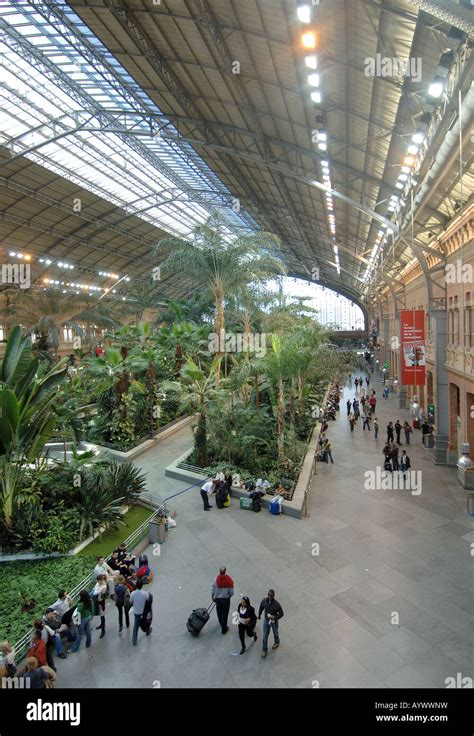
77 505 153 558
0 556 96 645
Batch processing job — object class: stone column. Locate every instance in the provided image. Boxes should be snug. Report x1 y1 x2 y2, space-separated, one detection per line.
430 309 449 465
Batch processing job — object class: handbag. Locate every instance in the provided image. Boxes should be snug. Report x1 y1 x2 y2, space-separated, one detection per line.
5 662 17 677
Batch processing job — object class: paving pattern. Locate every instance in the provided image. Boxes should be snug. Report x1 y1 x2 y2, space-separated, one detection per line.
57 374 474 688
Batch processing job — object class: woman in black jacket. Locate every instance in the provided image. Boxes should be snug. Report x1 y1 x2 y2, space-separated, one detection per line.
237 596 257 655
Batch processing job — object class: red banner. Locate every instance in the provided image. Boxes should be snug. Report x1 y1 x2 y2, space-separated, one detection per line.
400 310 425 386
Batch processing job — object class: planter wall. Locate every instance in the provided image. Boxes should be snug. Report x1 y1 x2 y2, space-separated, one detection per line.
80 413 197 463
165 441 319 519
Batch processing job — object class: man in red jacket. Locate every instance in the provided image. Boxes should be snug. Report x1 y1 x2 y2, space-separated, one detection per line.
26 630 47 667
211 566 234 634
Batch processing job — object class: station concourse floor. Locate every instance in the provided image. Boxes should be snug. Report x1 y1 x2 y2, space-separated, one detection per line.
58 373 473 689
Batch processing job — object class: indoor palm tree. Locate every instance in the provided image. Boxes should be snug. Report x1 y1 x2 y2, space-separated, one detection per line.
162 358 226 466
155 214 285 382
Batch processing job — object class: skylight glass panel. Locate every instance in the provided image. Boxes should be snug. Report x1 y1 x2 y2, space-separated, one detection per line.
0 0 257 240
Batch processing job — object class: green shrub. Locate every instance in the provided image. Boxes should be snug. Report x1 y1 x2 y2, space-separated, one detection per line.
0 556 95 644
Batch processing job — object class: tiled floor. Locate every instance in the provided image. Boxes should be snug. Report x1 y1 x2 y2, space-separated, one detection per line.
57 374 473 688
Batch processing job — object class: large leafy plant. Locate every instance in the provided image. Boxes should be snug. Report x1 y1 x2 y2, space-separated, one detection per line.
0 326 68 527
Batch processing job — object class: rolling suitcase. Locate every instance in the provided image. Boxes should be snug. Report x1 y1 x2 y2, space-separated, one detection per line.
187 603 215 636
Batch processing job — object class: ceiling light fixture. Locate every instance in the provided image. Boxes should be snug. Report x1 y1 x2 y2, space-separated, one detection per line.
302 31 316 49
297 5 311 23
427 76 444 99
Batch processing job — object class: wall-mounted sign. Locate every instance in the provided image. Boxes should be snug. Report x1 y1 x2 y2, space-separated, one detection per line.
400 310 425 386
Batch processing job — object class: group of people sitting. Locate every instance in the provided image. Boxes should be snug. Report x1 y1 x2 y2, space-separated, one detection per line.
323 382 341 421
0 545 154 688
315 433 334 464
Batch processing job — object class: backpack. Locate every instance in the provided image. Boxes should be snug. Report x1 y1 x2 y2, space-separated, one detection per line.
252 495 261 513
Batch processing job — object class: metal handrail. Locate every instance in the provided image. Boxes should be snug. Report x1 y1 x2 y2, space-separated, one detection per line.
11 496 167 662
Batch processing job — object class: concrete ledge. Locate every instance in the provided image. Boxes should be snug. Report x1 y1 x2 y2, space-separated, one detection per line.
81 414 197 464
165 439 319 519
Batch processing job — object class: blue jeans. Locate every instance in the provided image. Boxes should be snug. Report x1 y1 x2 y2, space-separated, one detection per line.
132 613 142 644
262 618 280 652
55 628 75 655
71 619 91 652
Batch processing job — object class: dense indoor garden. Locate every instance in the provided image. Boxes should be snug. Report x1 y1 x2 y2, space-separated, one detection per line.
0 217 363 555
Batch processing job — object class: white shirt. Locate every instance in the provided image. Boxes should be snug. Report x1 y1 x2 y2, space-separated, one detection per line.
51 596 72 615
94 562 113 578
201 481 214 496
93 581 108 602
238 607 248 625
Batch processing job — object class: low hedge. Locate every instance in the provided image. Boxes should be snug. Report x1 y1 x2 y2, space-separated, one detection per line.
0 556 95 645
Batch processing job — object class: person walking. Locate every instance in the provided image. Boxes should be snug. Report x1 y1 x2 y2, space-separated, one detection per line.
211 566 234 634
366 376 370 388
237 596 257 655
400 450 411 480
200 479 215 511
130 578 151 646
386 421 394 444
390 442 399 471
346 398 351 416
258 590 284 659
369 393 377 413
383 385 389 399
349 413 356 433
403 421 412 445
362 414 371 431
395 420 402 445
114 575 131 633
383 445 392 473
354 378 359 389
373 417 379 439
323 439 334 464
70 591 93 653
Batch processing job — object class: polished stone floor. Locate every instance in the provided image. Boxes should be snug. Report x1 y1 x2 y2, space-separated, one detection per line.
57 373 474 688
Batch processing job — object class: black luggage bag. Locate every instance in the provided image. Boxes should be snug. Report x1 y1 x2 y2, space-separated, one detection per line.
187 603 215 636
